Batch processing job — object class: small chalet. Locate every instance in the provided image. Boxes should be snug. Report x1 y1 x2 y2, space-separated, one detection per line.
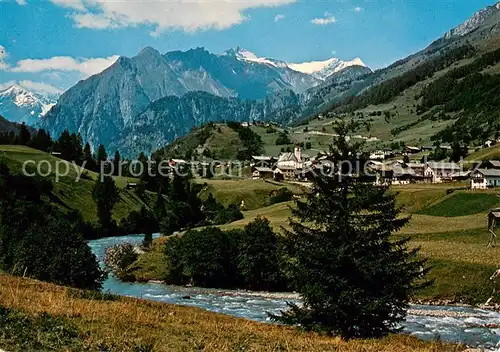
252 167 275 180
406 163 426 177
369 150 385 161
405 146 421 154
424 162 460 183
471 169 500 189
169 159 187 167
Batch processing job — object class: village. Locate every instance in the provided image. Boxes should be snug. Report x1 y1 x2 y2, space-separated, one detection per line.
247 143 500 190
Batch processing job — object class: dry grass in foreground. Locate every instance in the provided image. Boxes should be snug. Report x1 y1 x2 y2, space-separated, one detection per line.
0 274 464 352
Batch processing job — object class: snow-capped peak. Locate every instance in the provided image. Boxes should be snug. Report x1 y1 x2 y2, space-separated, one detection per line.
221 47 288 68
0 84 26 96
288 57 368 80
0 85 58 125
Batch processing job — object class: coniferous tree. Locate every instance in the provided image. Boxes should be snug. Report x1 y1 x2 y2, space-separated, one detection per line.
272 119 429 339
96 144 108 173
29 129 52 152
153 190 166 220
83 142 97 171
18 123 31 146
113 150 121 176
92 176 119 230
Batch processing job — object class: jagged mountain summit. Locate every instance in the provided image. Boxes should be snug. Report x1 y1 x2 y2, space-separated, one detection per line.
444 1 500 39
41 46 368 154
0 85 57 126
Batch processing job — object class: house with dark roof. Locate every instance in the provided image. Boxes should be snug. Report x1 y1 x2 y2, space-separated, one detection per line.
471 168 500 189
252 167 275 180
481 160 500 169
251 155 276 168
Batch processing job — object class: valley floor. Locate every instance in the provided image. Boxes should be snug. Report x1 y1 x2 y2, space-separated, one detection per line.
130 182 500 307
0 274 463 352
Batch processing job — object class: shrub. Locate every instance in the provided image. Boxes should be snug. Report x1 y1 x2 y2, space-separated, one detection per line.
104 243 139 281
164 218 286 291
268 188 294 205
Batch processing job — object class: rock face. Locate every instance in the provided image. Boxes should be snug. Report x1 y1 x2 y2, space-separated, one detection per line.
0 85 57 126
444 2 500 39
108 90 300 157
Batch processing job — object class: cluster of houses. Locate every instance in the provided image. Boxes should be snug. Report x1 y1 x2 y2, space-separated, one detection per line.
250 147 500 190
252 146 311 181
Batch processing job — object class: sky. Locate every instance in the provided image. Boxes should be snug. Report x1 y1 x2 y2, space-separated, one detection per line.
0 0 497 96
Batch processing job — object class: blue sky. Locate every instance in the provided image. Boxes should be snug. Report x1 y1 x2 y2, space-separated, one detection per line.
0 0 496 95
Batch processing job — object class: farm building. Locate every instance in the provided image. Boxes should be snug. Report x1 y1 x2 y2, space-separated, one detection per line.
471 169 500 189
424 162 460 183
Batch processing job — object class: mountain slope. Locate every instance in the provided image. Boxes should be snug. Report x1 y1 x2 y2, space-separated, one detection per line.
40 47 319 151
0 85 57 126
108 91 300 157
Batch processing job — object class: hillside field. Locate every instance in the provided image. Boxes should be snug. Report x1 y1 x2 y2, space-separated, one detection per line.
0 145 151 222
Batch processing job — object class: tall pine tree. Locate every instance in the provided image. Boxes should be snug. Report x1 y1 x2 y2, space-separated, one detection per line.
92 176 119 231
272 119 429 339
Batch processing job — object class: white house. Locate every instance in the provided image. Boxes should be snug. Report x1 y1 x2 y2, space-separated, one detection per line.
424 162 461 183
275 146 305 180
369 150 385 160
471 169 500 189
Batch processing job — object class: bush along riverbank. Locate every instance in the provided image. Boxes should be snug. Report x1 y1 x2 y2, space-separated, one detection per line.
106 217 289 292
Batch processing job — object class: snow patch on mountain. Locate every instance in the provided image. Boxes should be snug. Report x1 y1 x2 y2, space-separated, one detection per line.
221 47 288 68
288 57 369 80
0 85 58 126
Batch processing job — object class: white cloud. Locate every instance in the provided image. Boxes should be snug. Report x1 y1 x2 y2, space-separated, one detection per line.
49 0 296 35
10 55 119 77
72 13 116 29
15 0 27 6
18 80 63 95
0 81 18 91
354 7 363 12
0 45 8 70
0 80 62 95
49 0 85 11
311 12 336 26
274 14 285 22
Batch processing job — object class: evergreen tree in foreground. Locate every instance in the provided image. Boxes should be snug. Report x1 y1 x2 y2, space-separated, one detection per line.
92 176 119 230
271 119 429 339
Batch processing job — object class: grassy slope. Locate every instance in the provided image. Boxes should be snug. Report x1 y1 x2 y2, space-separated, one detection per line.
197 178 305 210
466 143 500 162
417 192 500 217
0 145 151 222
0 274 462 352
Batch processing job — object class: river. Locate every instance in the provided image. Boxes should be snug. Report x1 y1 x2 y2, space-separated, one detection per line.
88 234 500 351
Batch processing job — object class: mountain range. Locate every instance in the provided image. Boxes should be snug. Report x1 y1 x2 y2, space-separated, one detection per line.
36 47 369 156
